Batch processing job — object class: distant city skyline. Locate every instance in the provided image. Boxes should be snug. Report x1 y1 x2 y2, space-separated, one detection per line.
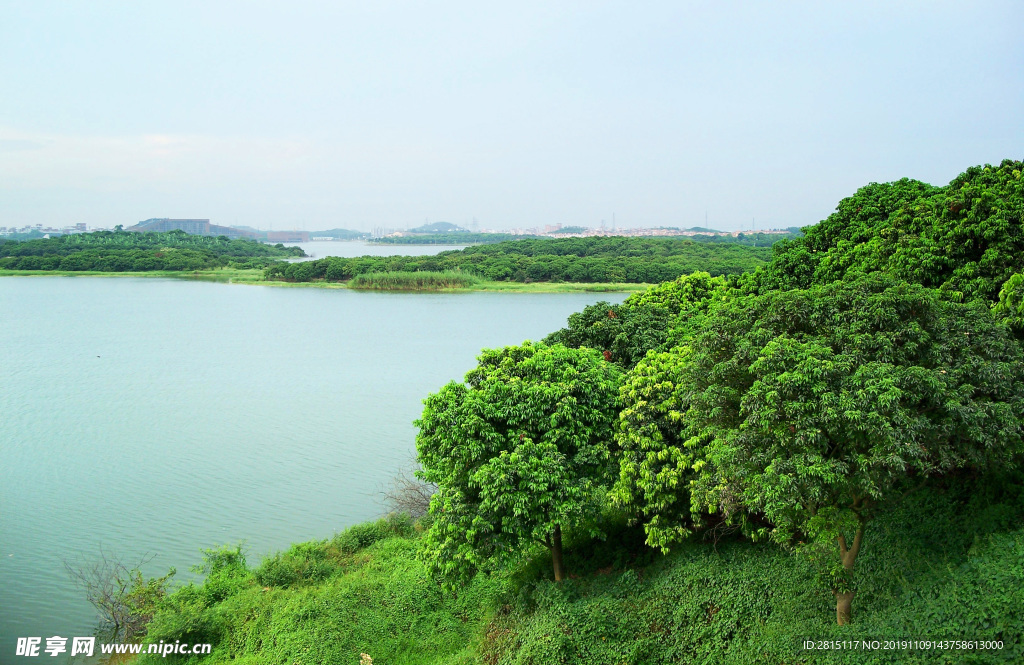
1 2 1021 232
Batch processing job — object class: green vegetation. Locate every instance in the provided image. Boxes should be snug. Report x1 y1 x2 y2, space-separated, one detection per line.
349 270 482 290
0 229 305 272
615 275 1024 623
94 160 1024 662
687 229 803 247
416 343 623 584
136 515 506 665
745 159 1023 306
266 236 772 284
133 476 1023 664
65 551 175 641
544 271 731 369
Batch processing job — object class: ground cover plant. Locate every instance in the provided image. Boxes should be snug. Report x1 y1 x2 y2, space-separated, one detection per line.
132 475 1023 664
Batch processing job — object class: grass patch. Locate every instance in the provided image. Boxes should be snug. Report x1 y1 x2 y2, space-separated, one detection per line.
470 281 651 293
348 270 483 290
132 476 1024 664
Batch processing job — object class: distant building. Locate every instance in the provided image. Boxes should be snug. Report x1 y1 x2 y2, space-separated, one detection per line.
128 218 257 240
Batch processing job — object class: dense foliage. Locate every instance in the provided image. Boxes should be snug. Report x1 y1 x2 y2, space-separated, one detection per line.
266 236 771 284
687 230 803 247
416 343 623 584
0 230 305 271
746 159 1023 306
615 275 1024 622
544 271 730 369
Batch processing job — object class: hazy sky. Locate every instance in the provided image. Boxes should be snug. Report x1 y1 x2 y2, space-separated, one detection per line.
1 1 1021 232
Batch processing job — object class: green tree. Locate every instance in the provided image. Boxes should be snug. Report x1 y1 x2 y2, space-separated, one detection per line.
750 159 1024 305
994 271 1024 335
545 272 730 369
615 275 1024 624
415 342 622 584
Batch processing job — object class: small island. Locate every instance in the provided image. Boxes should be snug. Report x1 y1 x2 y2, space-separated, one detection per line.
0 228 305 273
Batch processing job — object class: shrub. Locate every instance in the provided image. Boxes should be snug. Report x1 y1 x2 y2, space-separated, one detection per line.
332 514 416 555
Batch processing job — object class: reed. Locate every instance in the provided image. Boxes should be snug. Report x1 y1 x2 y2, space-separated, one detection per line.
347 270 481 290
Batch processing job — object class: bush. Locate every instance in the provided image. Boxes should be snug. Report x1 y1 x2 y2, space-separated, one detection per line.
332 514 416 554
254 541 334 588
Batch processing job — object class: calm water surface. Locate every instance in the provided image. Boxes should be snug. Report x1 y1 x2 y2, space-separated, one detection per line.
0 276 624 662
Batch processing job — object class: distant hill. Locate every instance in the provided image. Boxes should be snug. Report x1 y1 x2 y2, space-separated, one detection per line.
310 228 367 240
407 222 468 234
371 232 536 245
551 226 589 234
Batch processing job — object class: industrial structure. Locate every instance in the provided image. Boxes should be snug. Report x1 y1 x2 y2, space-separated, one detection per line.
127 218 257 240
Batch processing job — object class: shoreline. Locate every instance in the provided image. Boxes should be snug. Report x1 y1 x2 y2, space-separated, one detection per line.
0 269 651 293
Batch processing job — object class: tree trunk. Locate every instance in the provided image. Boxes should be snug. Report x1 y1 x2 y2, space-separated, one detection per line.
835 591 854 625
551 524 565 582
833 519 866 625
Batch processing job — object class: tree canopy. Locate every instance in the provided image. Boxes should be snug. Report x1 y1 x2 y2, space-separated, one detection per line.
746 159 1024 306
614 274 1024 623
544 271 730 369
415 343 623 584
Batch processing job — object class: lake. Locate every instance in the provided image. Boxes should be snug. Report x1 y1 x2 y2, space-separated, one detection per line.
0 275 625 662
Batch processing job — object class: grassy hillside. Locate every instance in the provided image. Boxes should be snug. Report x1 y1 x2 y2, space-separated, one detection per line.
133 475 1022 664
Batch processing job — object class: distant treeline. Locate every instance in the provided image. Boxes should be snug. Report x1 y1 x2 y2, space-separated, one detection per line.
265 236 773 283
369 233 537 245
686 230 802 246
369 230 801 247
0 230 305 272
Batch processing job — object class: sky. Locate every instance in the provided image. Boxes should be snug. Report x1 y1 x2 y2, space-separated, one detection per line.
1 1 1021 232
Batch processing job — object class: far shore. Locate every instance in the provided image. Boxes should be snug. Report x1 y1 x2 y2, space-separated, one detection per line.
0 268 651 293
